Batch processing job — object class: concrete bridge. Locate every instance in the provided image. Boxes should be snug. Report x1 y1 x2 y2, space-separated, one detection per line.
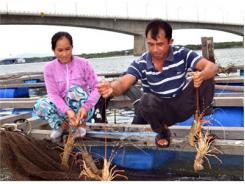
0 12 243 55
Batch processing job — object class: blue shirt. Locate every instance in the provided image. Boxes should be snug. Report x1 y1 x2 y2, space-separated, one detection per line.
126 46 202 98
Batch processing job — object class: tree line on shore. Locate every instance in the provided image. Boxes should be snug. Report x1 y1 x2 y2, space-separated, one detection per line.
24 41 243 63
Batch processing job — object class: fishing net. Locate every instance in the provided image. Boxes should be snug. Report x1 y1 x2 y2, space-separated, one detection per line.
0 130 134 181
0 97 128 181
0 130 81 180
1 129 243 181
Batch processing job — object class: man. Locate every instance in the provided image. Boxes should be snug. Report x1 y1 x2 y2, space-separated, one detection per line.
97 19 218 148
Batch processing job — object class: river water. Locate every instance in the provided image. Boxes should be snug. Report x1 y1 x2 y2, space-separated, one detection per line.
0 48 244 181
0 48 243 75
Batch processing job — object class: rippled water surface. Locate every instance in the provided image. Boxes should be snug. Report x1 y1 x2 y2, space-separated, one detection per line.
0 48 243 75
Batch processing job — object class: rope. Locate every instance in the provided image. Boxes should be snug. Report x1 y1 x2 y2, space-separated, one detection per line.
104 98 108 160
0 119 32 136
196 87 200 115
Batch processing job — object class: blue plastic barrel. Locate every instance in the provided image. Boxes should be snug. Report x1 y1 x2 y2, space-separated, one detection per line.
0 87 29 98
177 107 244 127
88 146 176 170
24 79 41 84
240 69 244 76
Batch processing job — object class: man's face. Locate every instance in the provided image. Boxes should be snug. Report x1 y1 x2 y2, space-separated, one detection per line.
146 29 173 60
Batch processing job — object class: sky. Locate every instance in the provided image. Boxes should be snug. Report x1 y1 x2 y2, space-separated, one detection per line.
0 0 244 59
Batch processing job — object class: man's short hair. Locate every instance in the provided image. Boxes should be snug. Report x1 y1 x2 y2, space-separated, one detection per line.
145 19 172 41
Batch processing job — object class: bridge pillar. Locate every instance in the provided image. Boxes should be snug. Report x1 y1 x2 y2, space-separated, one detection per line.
133 35 146 56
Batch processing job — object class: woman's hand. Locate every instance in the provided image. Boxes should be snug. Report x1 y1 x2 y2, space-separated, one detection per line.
76 107 88 126
66 109 77 127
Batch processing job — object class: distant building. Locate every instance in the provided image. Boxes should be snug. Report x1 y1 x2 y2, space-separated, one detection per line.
0 58 26 64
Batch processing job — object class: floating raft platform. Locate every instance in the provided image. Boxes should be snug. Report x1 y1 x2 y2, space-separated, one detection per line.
0 70 244 167
0 113 243 156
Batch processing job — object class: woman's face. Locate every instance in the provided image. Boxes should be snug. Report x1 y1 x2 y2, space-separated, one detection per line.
53 37 73 64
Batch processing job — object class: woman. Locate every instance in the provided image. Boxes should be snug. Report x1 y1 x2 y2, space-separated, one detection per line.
34 31 100 141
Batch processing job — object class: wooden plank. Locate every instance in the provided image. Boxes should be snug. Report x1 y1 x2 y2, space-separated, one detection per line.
0 112 32 125
0 97 40 101
215 76 244 84
171 126 244 140
29 128 243 155
25 119 244 141
0 74 44 85
213 96 244 106
87 122 152 132
215 85 244 92
0 95 243 109
0 100 36 108
86 123 244 140
0 82 45 88
109 96 244 107
0 72 43 80
214 93 244 97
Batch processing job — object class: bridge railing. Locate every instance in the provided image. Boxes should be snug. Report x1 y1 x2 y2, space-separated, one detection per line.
0 0 243 25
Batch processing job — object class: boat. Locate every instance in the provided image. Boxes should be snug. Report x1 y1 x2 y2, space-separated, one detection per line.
0 67 244 171
0 58 26 65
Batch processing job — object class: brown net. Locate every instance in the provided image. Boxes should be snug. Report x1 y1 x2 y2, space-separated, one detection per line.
1 130 243 181
0 131 81 180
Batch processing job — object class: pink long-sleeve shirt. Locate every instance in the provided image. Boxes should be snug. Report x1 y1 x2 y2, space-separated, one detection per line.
44 56 101 113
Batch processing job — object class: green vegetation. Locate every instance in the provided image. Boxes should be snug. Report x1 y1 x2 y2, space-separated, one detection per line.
24 41 242 63
78 49 133 59
25 56 55 63
25 49 133 63
179 41 243 50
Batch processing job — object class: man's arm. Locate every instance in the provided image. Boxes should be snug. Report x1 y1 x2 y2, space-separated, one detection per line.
97 74 137 98
193 58 218 88
111 74 137 96
196 58 218 79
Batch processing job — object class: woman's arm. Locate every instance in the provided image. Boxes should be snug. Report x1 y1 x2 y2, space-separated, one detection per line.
44 64 70 113
82 61 101 111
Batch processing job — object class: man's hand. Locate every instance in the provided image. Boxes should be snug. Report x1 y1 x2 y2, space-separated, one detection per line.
192 71 204 88
97 80 113 98
76 107 87 125
66 109 77 127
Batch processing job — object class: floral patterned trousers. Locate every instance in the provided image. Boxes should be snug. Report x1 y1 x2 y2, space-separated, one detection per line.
33 85 94 130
